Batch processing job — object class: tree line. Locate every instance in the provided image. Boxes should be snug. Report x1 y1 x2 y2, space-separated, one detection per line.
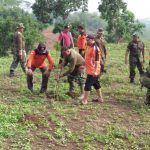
0 0 145 56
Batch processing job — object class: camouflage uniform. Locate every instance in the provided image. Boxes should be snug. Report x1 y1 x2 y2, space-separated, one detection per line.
62 49 85 95
95 35 107 72
10 24 26 76
140 65 150 105
127 40 144 81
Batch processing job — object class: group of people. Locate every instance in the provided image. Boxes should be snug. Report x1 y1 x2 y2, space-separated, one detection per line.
9 23 150 105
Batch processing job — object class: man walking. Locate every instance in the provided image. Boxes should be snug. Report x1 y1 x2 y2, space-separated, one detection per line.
125 33 145 83
81 35 103 105
9 23 26 77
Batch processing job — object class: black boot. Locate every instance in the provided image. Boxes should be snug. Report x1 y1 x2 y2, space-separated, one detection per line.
27 75 33 92
9 70 14 77
130 78 135 83
40 75 48 93
145 95 150 106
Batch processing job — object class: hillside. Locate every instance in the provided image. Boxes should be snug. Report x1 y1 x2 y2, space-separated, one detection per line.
0 43 150 149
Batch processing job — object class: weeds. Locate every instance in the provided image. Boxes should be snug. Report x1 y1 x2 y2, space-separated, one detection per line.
0 43 150 149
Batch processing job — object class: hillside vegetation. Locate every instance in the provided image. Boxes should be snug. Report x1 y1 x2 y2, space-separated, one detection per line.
0 43 150 149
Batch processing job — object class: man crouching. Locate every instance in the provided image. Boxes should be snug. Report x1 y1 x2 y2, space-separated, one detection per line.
59 47 85 98
26 43 54 93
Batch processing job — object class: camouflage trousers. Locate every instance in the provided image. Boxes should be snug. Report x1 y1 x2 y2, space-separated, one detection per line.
129 57 144 79
146 89 150 105
67 65 85 94
101 57 105 73
27 67 48 92
10 49 26 73
140 74 150 105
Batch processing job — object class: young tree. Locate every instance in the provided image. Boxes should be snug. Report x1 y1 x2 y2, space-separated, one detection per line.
32 0 88 23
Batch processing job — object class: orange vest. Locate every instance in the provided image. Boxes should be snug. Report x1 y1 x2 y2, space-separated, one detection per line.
27 50 54 70
77 34 87 50
85 45 101 76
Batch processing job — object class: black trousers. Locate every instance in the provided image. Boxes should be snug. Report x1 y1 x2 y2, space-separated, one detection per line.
27 67 48 91
84 75 101 91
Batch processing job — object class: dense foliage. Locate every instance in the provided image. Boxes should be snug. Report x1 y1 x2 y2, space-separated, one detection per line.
98 0 145 42
32 0 88 23
0 2 45 56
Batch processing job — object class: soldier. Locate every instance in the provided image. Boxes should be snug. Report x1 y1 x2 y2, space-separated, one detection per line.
9 23 26 77
77 25 87 58
81 35 103 105
140 66 150 105
58 47 85 98
95 28 107 73
26 43 54 93
125 33 145 83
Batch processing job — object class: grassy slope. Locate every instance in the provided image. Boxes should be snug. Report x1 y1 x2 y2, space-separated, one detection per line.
0 43 150 150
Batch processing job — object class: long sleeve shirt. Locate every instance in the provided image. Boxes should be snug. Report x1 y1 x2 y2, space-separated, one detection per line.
27 50 54 70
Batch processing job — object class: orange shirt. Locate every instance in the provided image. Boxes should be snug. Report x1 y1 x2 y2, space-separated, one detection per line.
77 34 87 50
27 50 54 70
85 45 101 76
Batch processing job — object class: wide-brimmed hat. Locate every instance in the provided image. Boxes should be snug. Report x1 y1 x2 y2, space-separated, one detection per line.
132 32 139 37
16 23 25 29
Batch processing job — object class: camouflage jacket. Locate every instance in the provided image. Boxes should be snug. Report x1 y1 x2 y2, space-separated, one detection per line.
95 36 107 58
127 40 144 59
13 31 25 51
63 49 85 76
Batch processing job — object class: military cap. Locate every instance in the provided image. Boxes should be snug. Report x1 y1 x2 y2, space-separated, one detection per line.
16 23 25 29
97 28 104 34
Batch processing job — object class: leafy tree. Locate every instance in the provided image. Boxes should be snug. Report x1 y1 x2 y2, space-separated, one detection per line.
98 0 145 42
0 0 22 7
67 12 107 33
32 0 88 23
0 7 45 56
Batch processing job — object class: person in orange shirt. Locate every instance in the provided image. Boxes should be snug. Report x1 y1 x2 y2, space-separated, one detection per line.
81 35 103 105
77 25 87 58
26 43 54 93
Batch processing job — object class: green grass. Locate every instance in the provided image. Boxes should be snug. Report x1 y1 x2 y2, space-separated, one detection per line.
0 42 150 149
